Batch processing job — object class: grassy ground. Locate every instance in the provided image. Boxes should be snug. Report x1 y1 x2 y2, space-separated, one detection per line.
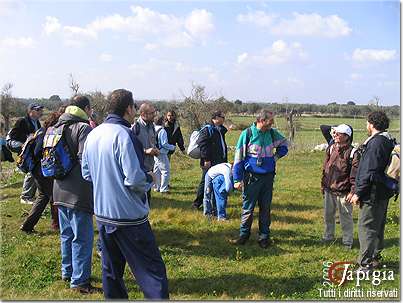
0 116 400 300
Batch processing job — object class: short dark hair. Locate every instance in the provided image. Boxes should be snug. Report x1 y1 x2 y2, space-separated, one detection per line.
70 95 90 110
108 89 134 117
367 111 390 131
256 109 275 122
154 116 164 126
211 110 225 120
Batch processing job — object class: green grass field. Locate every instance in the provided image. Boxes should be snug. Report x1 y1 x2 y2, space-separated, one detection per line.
0 116 400 300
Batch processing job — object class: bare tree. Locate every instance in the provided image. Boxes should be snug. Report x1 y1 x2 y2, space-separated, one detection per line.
1 83 14 134
69 73 80 96
87 90 110 123
179 83 214 130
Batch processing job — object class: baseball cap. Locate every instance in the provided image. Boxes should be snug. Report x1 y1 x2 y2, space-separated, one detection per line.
333 124 352 137
28 103 44 111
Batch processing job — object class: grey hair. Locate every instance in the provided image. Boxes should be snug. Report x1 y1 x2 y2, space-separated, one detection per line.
256 109 275 121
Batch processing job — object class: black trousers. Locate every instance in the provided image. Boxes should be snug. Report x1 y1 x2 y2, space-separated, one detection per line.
21 166 55 231
97 221 169 299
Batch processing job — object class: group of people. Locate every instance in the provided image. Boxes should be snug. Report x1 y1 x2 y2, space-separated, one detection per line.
320 112 398 272
3 88 398 298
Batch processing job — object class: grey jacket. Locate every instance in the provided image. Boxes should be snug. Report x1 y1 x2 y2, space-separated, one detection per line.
53 113 94 214
132 117 157 172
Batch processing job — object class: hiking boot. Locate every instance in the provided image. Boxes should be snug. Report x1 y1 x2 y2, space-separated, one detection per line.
20 198 34 205
20 225 35 233
229 237 248 245
71 284 103 294
258 238 272 249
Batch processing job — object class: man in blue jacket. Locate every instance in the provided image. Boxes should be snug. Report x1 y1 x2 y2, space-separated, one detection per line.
82 89 169 299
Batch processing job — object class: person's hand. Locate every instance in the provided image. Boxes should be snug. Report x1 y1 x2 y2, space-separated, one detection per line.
349 194 360 205
152 148 160 156
346 192 354 204
234 181 243 191
145 148 159 156
203 161 211 169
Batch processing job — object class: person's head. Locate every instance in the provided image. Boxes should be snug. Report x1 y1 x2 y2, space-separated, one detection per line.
139 103 156 123
43 111 63 129
108 89 137 123
166 110 177 123
154 115 164 126
27 103 44 120
332 124 352 146
367 111 390 135
256 109 275 131
211 110 225 126
70 95 91 117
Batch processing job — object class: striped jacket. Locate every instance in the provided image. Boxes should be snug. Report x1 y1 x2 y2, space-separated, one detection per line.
233 123 288 182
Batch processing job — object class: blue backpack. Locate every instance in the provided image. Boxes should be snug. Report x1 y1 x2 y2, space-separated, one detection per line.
41 124 77 179
16 129 44 173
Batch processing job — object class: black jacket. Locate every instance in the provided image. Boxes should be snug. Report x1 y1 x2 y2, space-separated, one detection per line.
52 113 94 214
355 132 394 203
198 122 228 166
7 115 41 153
164 120 185 155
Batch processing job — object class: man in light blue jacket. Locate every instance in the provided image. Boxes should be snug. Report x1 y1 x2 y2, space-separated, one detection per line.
154 116 175 193
81 89 169 299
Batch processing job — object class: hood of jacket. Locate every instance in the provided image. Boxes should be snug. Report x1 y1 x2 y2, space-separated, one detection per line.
57 106 89 126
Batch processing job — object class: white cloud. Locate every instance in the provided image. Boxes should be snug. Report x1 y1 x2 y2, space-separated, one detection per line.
185 9 214 38
0 37 34 48
262 40 306 64
238 10 351 38
237 10 277 28
99 53 112 62
48 6 214 48
236 40 307 66
43 16 61 35
352 48 396 62
237 52 248 64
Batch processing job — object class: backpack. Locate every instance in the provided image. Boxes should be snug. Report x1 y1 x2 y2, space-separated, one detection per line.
187 125 214 159
383 141 400 201
41 124 77 179
16 129 43 173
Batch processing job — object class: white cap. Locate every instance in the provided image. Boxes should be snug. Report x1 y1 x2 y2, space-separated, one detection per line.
333 124 352 137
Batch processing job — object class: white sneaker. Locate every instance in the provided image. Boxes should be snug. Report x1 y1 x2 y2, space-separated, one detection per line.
20 198 34 205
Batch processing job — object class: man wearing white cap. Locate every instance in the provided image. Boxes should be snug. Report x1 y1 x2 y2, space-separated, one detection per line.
321 124 359 249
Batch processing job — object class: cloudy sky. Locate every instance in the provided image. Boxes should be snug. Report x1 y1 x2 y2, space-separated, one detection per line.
0 1 400 105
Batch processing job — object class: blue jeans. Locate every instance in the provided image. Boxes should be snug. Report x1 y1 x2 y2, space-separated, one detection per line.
203 175 228 219
240 172 274 240
58 206 94 288
97 221 169 299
